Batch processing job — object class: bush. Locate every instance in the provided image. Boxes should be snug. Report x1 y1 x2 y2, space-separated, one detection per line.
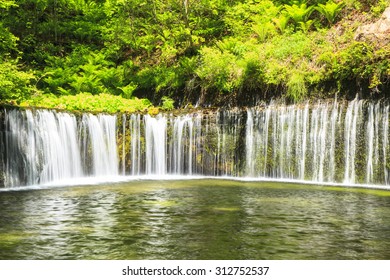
160 96 175 110
0 60 36 101
196 46 244 93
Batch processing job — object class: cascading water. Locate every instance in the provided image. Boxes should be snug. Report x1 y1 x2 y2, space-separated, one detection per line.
144 115 167 175
171 115 194 175
1 109 118 187
81 114 118 177
1 98 390 188
129 114 142 176
243 99 389 185
245 109 254 177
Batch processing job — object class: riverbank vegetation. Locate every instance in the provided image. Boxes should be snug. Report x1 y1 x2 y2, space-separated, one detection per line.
1 0 389 111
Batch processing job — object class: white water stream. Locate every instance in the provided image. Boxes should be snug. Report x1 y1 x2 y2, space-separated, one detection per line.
1 99 389 188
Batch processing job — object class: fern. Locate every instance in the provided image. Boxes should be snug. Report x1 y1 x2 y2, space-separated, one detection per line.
252 22 276 42
316 1 345 25
120 83 137 99
284 3 314 24
272 14 290 34
0 0 16 9
299 19 314 33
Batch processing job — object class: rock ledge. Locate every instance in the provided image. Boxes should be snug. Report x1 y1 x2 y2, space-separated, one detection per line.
355 7 390 47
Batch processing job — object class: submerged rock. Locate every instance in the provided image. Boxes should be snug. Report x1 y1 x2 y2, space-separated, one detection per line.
355 7 390 47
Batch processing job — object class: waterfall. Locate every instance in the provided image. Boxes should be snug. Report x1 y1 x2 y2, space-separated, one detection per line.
122 115 126 175
80 114 118 177
130 114 141 176
1 98 390 188
38 111 83 182
171 115 194 175
366 102 389 184
144 115 167 175
383 105 389 184
343 99 363 184
245 109 254 176
1 110 118 187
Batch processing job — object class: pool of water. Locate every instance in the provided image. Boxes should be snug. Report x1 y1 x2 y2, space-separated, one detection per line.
1 179 390 259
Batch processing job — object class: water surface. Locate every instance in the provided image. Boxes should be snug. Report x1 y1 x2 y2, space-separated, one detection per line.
1 179 390 259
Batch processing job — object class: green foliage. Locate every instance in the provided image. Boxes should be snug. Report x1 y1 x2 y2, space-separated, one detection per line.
120 83 137 99
284 3 314 24
286 72 307 101
0 0 389 110
0 60 36 101
259 31 328 92
240 51 266 91
298 19 315 33
196 46 244 93
160 96 175 110
252 21 277 42
216 37 247 56
370 0 390 17
331 42 374 80
0 0 16 9
273 14 291 33
0 1 18 57
224 0 280 38
0 22 18 56
267 32 314 60
42 48 128 96
20 92 152 114
316 0 345 25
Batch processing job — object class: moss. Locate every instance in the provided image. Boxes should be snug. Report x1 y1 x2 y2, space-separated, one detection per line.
18 93 154 114
286 72 308 102
147 107 159 116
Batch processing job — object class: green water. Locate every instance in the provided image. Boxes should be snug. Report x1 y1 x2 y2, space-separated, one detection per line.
1 179 390 260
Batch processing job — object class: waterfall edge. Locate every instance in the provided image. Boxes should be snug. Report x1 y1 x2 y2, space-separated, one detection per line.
1 99 390 188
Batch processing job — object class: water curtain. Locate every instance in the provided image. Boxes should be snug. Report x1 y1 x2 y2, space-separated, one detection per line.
1 99 389 187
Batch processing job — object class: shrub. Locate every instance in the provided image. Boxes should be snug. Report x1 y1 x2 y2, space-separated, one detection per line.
0 60 36 101
160 96 175 110
196 46 243 93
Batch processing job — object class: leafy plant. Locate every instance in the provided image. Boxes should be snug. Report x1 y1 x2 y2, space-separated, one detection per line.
331 42 374 81
284 3 315 24
0 0 16 9
316 0 345 25
0 22 18 56
240 51 265 91
370 0 389 17
216 37 247 56
299 19 315 33
196 47 243 93
286 72 307 101
20 92 153 113
272 14 291 33
120 83 137 99
1 0 389 109
252 22 277 42
0 60 36 101
160 96 175 110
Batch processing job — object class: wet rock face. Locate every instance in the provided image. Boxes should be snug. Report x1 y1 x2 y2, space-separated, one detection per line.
355 7 390 47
